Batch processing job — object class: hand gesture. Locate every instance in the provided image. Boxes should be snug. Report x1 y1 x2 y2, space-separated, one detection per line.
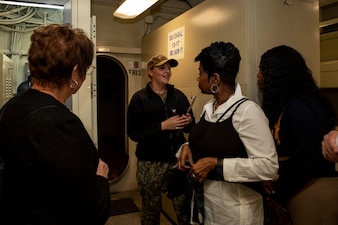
96 159 109 179
189 157 217 183
162 113 193 131
322 130 338 163
177 144 194 171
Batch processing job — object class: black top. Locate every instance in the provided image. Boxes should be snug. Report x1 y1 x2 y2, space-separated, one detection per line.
189 99 249 181
0 89 110 225
189 99 248 161
127 83 195 162
274 96 338 204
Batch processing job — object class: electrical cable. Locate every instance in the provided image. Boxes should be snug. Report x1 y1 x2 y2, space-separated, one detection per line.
0 5 63 32
182 0 192 8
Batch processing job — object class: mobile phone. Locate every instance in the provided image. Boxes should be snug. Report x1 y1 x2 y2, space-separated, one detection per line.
186 96 196 114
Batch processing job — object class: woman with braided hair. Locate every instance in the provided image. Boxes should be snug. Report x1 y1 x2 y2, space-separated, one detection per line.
258 45 338 225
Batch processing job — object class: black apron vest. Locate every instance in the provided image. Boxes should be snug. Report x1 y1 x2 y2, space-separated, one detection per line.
188 98 248 179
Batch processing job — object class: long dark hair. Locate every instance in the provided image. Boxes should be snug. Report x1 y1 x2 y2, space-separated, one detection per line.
259 45 335 128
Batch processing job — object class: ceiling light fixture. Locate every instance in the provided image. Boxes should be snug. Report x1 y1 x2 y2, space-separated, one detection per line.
113 0 159 19
0 1 63 9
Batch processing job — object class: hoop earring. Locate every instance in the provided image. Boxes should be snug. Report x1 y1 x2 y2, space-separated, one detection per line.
211 84 219 94
70 80 79 89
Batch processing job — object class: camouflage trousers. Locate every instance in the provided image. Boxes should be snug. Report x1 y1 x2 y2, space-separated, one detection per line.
137 160 186 225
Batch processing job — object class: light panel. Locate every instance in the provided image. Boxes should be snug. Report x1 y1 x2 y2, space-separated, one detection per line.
0 1 63 9
113 0 158 19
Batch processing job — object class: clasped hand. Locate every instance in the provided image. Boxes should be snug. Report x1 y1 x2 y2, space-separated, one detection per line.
162 113 192 130
177 144 217 183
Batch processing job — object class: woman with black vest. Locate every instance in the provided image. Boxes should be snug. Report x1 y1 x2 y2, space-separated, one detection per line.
177 42 278 225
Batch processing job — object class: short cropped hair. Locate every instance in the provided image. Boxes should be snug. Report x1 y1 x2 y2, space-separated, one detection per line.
194 41 241 88
28 23 94 89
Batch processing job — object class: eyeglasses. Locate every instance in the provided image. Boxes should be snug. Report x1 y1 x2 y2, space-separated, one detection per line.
86 65 95 75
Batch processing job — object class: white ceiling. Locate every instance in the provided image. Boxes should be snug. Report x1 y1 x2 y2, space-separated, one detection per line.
9 0 335 32
9 0 204 30
12 0 204 19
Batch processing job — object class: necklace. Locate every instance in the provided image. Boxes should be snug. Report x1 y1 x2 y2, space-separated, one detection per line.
150 83 167 95
153 90 167 95
161 91 167 102
213 97 229 112
213 101 219 112
213 90 234 112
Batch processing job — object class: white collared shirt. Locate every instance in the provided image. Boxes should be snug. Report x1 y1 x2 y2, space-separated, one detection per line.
187 83 279 225
201 83 278 183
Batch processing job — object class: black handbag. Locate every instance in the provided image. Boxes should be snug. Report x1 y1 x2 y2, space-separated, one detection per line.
264 196 293 225
161 168 188 199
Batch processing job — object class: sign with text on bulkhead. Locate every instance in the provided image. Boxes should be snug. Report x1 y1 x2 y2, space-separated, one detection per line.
168 26 185 59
